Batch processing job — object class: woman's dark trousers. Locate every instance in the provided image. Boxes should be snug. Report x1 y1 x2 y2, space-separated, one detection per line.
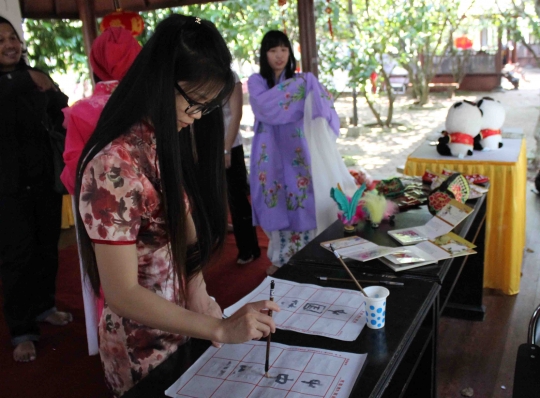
226 145 260 260
0 185 62 345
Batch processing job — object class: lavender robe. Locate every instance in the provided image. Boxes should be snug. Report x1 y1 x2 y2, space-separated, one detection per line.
248 72 340 232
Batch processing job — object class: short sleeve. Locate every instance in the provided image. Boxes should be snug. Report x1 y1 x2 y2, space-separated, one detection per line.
79 153 145 244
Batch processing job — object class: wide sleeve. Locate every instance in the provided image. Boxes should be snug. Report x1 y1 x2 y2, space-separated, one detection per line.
79 153 145 244
247 73 306 125
304 73 341 136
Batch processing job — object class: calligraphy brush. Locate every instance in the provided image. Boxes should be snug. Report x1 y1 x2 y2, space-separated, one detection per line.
265 280 275 378
328 244 368 297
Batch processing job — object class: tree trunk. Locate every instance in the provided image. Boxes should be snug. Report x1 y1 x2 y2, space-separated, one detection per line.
418 85 430 106
351 87 359 126
534 112 540 168
385 91 394 127
519 38 540 67
363 92 384 126
379 66 395 126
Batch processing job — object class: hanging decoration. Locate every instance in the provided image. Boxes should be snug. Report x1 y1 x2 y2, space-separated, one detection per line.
278 0 287 34
326 0 334 38
454 36 473 49
100 0 144 37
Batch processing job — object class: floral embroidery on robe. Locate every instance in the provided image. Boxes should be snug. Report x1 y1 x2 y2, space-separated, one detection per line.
248 72 339 232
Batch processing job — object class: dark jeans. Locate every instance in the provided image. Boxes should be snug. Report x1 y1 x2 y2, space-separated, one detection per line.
226 146 260 258
0 185 62 345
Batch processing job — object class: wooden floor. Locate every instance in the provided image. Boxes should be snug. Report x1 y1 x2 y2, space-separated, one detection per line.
438 181 540 398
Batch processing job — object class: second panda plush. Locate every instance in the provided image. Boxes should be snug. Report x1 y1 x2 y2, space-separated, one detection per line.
474 96 504 151
437 100 482 158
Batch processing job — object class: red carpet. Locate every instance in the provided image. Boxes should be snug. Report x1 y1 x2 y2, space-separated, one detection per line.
0 228 270 398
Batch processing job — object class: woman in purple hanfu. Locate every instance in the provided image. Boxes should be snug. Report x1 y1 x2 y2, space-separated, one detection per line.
248 31 356 275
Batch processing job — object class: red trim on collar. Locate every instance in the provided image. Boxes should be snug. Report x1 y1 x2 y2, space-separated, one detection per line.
480 129 501 139
90 239 137 245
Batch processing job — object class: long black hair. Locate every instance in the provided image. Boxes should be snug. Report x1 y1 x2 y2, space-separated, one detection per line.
0 16 28 70
259 30 296 88
76 14 235 298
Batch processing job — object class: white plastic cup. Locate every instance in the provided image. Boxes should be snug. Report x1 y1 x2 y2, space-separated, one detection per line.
363 286 390 329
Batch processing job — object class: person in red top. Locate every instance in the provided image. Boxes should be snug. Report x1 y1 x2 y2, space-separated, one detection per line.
60 26 141 194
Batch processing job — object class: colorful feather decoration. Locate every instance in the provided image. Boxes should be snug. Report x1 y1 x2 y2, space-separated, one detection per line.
361 190 399 228
330 183 367 225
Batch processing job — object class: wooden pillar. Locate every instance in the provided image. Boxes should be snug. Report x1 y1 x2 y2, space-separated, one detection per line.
76 0 98 62
76 0 98 87
297 0 318 77
511 44 518 64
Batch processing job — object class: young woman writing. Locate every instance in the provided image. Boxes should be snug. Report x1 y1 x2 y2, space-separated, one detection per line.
75 15 278 396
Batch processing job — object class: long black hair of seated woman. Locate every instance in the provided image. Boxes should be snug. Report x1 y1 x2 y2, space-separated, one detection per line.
0 16 28 70
75 14 235 299
259 30 297 89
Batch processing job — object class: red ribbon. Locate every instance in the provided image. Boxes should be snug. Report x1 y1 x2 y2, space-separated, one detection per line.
480 129 501 139
444 132 474 145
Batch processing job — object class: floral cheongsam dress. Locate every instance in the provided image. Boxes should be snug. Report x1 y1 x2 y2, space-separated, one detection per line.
79 121 188 397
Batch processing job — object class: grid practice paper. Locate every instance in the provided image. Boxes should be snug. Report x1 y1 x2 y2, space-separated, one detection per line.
224 277 367 341
165 340 367 398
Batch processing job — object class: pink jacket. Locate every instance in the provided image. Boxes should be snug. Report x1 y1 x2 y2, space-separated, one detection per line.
60 80 118 194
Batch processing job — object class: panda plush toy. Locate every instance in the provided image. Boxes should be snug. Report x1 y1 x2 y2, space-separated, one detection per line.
437 100 482 158
474 96 504 151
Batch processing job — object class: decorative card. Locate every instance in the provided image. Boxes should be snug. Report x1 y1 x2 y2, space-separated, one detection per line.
381 232 476 272
383 245 436 265
321 237 399 262
388 199 473 245
386 228 428 245
320 236 370 251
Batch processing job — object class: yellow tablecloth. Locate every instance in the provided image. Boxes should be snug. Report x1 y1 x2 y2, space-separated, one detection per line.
404 139 527 295
61 194 75 229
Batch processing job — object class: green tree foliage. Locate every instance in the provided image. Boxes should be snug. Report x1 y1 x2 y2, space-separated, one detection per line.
313 0 398 126
505 0 540 65
24 19 88 78
497 1 540 167
22 1 298 81
181 0 299 68
391 0 475 105
23 0 505 113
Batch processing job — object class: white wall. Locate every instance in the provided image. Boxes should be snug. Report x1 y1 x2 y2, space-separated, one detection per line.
0 0 24 42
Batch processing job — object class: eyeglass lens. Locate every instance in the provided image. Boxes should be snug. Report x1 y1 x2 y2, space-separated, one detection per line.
175 82 219 115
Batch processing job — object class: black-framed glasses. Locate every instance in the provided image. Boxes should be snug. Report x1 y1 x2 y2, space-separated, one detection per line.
174 82 219 115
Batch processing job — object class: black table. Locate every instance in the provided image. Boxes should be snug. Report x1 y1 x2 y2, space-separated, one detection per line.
288 193 487 321
124 265 440 398
124 194 488 398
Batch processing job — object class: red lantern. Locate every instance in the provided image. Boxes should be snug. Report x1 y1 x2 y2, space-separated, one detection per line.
454 36 473 49
100 9 144 37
